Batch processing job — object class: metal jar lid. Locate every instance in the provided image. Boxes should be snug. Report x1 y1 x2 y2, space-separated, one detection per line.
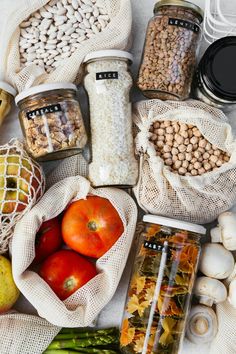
143 214 206 235
154 0 204 21
198 36 236 102
15 82 77 105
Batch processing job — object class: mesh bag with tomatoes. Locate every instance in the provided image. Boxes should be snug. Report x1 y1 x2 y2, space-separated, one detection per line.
0 139 45 254
11 175 137 327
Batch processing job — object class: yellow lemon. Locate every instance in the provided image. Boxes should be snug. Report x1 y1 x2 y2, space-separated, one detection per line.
0 256 20 313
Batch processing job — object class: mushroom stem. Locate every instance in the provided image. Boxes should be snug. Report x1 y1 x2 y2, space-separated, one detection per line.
228 279 236 309
198 295 214 307
210 226 222 243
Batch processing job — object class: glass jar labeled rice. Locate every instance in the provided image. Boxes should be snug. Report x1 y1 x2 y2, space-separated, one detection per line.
15 83 87 161
84 50 138 187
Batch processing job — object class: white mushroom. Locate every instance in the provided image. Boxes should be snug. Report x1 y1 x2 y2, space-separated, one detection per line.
199 243 234 279
225 263 236 287
228 279 236 309
186 305 218 344
194 276 227 306
211 211 236 251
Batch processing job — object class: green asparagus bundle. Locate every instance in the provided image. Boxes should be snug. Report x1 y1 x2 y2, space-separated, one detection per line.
44 327 120 354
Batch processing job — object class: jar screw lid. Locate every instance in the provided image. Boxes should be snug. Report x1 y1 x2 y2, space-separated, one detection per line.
154 0 204 21
15 82 77 105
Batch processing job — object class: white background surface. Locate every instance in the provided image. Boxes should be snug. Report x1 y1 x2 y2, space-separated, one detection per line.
0 0 235 353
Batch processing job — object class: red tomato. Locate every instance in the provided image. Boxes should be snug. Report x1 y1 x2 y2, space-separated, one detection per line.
62 196 124 258
34 218 62 264
39 249 97 300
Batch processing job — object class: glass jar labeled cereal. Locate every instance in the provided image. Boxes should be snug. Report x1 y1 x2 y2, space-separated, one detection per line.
84 50 138 187
15 83 87 161
137 0 203 100
120 215 205 354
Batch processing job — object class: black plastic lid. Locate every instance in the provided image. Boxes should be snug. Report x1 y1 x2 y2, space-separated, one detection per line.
199 36 236 101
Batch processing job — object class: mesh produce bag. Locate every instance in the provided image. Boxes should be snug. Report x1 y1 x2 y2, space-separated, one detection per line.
5 0 132 92
0 139 45 254
133 99 236 224
0 313 60 354
11 175 137 327
210 301 236 354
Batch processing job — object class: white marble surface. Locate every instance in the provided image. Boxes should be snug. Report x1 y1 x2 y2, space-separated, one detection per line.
0 1 235 354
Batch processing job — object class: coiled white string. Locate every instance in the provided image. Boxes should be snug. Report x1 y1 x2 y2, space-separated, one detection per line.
204 0 236 44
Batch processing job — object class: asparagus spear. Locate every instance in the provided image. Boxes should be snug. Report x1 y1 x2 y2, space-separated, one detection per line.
56 328 118 340
74 349 119 354
47 335 119 350
44 351 78 354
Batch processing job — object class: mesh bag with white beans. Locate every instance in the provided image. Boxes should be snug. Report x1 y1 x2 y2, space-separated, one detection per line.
11 175 137 327
4 0 132 92
0 139 45 254
133 99 236 224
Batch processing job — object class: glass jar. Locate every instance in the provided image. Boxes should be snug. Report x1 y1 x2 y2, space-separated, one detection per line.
84 50 138 187
120 215 205 354
15 83 87 161
137 0 203 100
0 82 16 127
193 36 236 110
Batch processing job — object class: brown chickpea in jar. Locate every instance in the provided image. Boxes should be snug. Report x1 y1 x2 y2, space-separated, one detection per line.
137 0 204 100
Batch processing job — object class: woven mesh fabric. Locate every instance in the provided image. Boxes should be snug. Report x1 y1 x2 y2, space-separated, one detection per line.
0 139 45 254
11 175 137 327
0 313 60 354
133 99 236 224
210 301 236 354
5 0 132 92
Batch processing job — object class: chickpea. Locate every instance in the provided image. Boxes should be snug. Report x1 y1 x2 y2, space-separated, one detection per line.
190 136 198 145
185 152 192 161
203 152 210 160
186 144 193 152
182 160 189 169
157 141 164 148
174 160 182 169
163 145 172 153
165 158 173 166
150 134 158 141
166 126 174 134
179 144 187 152
179 167 187 175
163 152 171 159
178 153 185 161
191 169 198 176
157 128 165 135
199 139 207 148
166 134 174 141
154 121 160 129
198 167 206 175
210 155 218 164
180 130 188 138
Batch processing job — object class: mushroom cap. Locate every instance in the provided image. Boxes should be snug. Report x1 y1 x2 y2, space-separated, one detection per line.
194 276 227 306
218 212 236 251
228 278 236 309
186 305 218 344
199 243 234 279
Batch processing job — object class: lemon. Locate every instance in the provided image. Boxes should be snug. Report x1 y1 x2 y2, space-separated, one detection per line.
0 256 20 313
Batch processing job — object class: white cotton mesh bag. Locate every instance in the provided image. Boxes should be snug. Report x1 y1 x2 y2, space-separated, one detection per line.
0 139 45 254
0 313 60 354
11 175 137 327
133 99 236 224
209 301 236 354
5 0 132 92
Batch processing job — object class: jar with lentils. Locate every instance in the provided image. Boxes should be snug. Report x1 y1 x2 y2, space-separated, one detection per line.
15 83 87 161
137 0 203 100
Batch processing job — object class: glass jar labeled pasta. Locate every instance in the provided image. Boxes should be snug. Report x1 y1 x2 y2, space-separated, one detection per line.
137 0 203 100
120 215 205 354
84 50 138 187
15 83 87 161
0 82 16 127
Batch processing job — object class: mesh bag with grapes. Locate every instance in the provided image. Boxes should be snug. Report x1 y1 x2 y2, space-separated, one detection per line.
133 99 236 224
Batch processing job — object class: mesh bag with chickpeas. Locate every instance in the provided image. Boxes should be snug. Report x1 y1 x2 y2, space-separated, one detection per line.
133 99 236 224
